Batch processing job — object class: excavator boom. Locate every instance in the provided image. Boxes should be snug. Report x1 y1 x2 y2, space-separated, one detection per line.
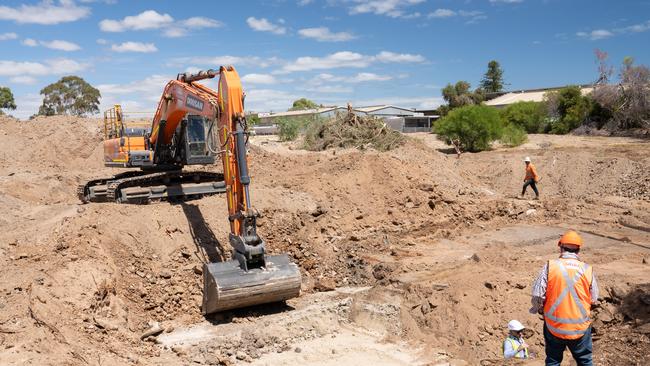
200 66 301 313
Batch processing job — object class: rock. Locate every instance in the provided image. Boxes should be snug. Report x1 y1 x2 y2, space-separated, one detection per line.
94 317 119 331
525 209 537 216
193 265 203 275
470 253 480 262
140 322 163 340
311 206 327 217
431 283 449 291
515 283 527 290
427 200 436 210
418 183 435 192
484 282 496 290
314 278 336 292
349 235 360 242
643 257 647 265
171 345 186 356
136 271 146 278
421 299 432 315
598 311 614 324
634 323 650 334
160 270 172 279
294 347 302 353
355 214 364 220
608 284 629 301
235 351 247 360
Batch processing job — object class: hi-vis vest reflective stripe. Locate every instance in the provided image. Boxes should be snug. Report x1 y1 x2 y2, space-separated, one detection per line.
503 337 529 359
544 258 593 340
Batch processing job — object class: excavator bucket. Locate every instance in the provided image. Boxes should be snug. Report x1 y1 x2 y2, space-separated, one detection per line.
202 254 301 314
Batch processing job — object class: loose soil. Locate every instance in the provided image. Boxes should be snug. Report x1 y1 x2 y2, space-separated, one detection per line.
0 115 649 365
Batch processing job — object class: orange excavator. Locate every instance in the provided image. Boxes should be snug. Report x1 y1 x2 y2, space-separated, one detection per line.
83 66 301 313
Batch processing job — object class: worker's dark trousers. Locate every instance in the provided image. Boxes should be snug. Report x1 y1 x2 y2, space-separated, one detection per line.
522 179 539 197
543 324 593 366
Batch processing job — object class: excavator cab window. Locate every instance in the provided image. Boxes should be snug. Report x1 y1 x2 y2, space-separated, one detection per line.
185 115 216 165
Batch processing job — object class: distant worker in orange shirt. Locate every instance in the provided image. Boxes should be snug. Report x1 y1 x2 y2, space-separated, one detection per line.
521 157 540 199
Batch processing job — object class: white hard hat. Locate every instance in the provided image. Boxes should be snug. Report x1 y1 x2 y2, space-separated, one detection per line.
508 320 525 331
524 157 531 162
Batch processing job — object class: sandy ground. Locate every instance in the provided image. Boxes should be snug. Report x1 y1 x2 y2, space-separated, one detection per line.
0 116 649 365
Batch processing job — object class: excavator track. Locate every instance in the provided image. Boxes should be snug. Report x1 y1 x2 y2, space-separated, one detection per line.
78 171 151 203
106 171 226 204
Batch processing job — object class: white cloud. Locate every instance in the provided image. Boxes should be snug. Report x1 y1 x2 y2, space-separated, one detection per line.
183 16 223 28
576 29 614 40
246 17 287 35
309 72 391 84
280 51 370 73
111 42 158 53
96 38 108 45
576 20 650 41
241 73 278 85
490 0 523 3
173 55 280 69
164 16 223 38
100 10 173 32
0 58 88 76
298 27 356 42
375 51 424 63
303 85 354 93
427 9 485 23
428 9 456 18
40 40 81 51
100 10 222 38
97 74 170 102
349 72 391 82
9 76 38 84
22 38 38 47
0 0 90 25
278 50 425 73
245 88 300 112
0 32 18 41
298 0 314 5
348 0 425 18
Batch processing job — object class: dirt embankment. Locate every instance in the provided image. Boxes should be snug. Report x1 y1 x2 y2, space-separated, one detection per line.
0 117 649 365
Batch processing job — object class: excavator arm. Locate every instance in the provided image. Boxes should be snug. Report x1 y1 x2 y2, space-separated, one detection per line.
175 66 301 314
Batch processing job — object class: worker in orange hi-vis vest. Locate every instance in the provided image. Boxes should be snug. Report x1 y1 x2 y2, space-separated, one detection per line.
521 156 540 199
530 230 599 366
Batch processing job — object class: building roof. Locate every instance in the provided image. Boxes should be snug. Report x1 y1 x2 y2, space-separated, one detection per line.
485 86 593 106
258 107 338 118
355 105 416 113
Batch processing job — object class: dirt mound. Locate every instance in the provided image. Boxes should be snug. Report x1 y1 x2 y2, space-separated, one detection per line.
303 110 404 151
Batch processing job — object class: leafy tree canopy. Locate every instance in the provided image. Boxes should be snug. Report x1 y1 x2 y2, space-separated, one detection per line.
289 98 318 111
0 86 17 114
38 76 101 117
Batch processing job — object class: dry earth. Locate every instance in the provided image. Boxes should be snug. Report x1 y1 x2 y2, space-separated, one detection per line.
0 115 649 365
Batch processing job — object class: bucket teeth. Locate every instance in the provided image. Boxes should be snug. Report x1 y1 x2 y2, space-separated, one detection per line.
202 254 301 314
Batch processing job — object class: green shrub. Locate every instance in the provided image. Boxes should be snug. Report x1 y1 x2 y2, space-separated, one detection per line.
500 101 548 133
500 124 528 147
276 116 317 141
544 85 591 134
434 105 504 152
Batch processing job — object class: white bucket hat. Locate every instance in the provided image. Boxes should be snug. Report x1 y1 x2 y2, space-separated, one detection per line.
523 157 531 162
508 319 525 331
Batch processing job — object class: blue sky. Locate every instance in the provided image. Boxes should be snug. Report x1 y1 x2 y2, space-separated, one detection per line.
0 0 649 119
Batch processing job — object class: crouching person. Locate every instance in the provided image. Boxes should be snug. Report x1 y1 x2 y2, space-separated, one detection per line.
504 320 530 359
